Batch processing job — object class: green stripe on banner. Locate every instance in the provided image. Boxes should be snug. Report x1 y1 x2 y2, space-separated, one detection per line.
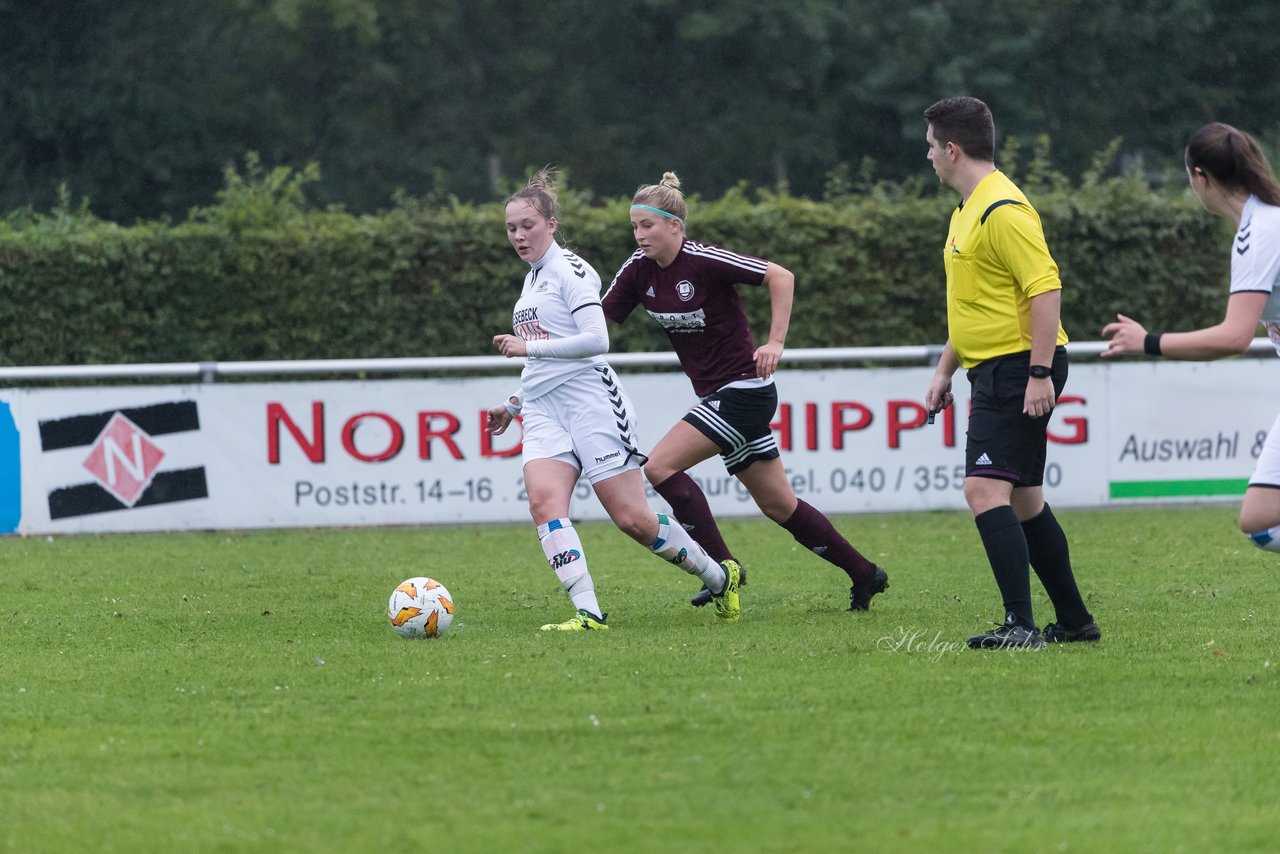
1110 479 1249 499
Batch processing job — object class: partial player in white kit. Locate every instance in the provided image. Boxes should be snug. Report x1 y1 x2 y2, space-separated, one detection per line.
486 169 740 630
1102 122 1280 551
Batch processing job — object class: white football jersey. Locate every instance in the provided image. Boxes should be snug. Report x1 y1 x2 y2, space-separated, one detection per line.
511 243 609 401
1228 195 1280 355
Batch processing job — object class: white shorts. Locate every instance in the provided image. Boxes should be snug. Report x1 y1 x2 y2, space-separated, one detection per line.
521 364 648 484
1249 411 1280 489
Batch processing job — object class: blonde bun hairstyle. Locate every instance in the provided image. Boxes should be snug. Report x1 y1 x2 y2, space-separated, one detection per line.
632 171 688 225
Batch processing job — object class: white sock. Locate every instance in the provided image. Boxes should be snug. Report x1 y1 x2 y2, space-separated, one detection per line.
650 513 726 593
537 518 602 617
1246 525 1280 553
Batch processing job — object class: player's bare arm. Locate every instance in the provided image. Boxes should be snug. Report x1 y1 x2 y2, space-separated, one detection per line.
753 262 794 379
1101 292 1266 359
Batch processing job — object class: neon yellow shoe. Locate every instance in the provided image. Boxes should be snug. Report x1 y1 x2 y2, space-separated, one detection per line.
712 559 741 622
540 609 609 632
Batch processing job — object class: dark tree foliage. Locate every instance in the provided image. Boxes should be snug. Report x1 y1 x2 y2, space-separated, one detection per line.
0 0 1276 221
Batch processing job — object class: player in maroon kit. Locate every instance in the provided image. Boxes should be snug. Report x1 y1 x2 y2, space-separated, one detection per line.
601 172 889 612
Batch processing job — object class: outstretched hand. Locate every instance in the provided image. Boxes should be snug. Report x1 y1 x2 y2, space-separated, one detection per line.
1100 313 1147 357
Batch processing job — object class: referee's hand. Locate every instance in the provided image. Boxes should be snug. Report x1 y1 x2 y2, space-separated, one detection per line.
924 376 953 414
1023 380 1056 418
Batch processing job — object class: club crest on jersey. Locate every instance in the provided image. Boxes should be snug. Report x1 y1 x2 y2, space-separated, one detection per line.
675 280 695 302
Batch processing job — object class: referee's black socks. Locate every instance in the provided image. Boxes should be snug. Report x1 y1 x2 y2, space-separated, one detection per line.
1021 503 1093 629
974 505 1035 629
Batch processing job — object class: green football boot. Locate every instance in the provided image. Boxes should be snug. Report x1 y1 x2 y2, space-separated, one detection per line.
540 609 609 632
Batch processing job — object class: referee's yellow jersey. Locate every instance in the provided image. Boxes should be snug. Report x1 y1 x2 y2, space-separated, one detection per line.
944 170 1068 368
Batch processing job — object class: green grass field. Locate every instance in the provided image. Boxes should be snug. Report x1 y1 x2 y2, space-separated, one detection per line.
2 506 1277 853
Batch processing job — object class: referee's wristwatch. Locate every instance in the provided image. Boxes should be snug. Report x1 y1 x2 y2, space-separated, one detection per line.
1028 364 1053 379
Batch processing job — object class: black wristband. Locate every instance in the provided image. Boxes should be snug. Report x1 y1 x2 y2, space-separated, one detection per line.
1143 332 1163 356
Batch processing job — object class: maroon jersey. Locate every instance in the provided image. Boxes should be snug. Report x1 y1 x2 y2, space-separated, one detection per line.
602 239 769 397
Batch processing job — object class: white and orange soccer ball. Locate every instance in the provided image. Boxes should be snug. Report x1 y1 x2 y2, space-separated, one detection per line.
387 577 455 639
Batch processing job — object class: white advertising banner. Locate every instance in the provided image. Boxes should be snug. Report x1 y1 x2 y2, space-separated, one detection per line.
0 359 1271 535
1101 361 1273 501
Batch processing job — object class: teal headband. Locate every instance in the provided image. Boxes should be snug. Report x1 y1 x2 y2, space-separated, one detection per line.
631 204 684 224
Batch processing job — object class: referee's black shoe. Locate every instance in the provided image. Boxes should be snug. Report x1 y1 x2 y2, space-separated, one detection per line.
848 565 890 611
690 561 747 607
1042 620 1102 643
966 622 1045 650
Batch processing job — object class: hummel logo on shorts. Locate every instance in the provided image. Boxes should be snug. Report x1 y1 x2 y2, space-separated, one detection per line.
975 453 993 465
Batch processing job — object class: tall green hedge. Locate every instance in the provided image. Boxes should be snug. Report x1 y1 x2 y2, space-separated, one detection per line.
0 168 1230 368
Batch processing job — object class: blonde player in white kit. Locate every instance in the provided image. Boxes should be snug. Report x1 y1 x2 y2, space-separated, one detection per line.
1103 123 1280 554
486 169 739 631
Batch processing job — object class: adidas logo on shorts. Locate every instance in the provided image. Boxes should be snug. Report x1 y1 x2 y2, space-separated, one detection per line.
975 453 993 465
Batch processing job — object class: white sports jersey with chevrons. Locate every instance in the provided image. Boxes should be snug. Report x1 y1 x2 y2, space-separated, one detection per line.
1228 195 1280 490
512 242 609 402
1228 195 1280 355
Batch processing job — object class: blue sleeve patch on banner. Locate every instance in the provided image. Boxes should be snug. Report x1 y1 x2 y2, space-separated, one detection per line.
0 401 21 534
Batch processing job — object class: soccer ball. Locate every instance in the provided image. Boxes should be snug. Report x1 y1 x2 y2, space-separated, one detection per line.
387 577 455 639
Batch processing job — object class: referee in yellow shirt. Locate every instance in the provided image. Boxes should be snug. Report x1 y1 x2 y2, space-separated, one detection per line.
922 96 1100 650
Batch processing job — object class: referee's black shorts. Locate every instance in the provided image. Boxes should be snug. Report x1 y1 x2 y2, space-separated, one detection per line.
964 346 1067 486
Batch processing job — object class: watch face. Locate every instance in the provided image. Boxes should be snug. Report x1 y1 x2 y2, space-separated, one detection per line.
1029 365 1052 378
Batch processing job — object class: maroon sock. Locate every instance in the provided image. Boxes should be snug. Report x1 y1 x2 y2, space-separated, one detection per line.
652 471 734 564
780 499 875 583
